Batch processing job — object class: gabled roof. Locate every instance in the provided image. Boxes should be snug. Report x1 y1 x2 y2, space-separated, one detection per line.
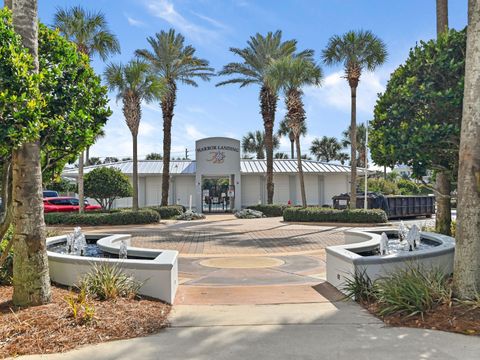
62 159 365 177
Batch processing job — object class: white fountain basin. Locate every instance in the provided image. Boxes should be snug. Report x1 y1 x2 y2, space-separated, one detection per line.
326 228 455 293
47 234 178 304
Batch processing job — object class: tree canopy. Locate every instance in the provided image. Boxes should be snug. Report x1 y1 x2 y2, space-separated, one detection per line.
0 9 111 182
370 29 465 179
84 167 132 210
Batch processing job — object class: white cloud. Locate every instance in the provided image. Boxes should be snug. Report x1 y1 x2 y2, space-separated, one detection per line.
304 71 385 115
144 0 220 44
185 124 207 140
125 14 145 27
190 11 229 31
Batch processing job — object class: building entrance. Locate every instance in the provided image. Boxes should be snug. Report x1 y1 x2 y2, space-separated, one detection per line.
202 177 231 213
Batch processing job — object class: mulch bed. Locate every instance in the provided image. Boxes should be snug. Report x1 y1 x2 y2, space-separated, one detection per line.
364 302 480 335
0 285 171 359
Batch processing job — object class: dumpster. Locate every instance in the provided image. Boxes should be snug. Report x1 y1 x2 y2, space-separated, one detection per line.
332 193 435 219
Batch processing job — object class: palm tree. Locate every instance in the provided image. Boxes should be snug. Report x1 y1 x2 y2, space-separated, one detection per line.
11 0 52 306
310 136 347 163
217 31 311 204
104 60 165 211
437 0 449 35
242 130 279 159
85 129 105 165
277 117 307 159
267 56 322 207
53 5 120 213
275 152 289 159
341 123 367 167
453 0 480 299
323 30 387 208
136 29 214 206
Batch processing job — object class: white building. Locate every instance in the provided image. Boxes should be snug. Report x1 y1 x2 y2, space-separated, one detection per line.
63 137 363 213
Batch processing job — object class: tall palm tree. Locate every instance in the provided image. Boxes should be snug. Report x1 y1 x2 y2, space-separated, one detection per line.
277 117 307 159
11 0 51 306
323 30 387 209
453 0 480 299
104 60 165 211
217 31 311 204
242 130 279 159
136 29 214 206
435 0 452 236
341 123 367 167
267 56 322 207
310 136 347 163
53 5 120 213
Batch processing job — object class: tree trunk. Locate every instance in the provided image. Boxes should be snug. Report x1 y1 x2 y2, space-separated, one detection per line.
132 134 139 211
160 82 176 206
435 171 451 235
11 0 51 306
289 132 295 159
85 146 90 166
260 86 277 204
295 136 307 207
453 0 480 299
12 143 51 306
436 0 449 35
78 152 84 213
349 85 358 209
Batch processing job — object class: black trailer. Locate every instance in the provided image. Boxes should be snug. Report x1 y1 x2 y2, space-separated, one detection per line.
332 193 435 219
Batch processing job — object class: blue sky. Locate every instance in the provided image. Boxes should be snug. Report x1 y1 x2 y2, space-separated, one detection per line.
38 0 468 162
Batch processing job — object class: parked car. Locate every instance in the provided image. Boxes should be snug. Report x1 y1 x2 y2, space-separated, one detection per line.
43 197 101 213
43 190 59 198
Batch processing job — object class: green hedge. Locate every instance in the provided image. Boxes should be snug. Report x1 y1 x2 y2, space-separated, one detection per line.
283 207 388 223
45 209 160 226
246 204 287 217
147 205 185 219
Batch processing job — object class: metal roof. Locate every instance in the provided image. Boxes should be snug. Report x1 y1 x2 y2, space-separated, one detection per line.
63 159 364 177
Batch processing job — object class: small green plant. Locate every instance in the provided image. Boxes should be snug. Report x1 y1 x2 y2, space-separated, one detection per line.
64 287 95 324
147 205 184 219
80 263 144 300
343 268 377 303
375 265 451 318
246 204 287 217
0 226 14 285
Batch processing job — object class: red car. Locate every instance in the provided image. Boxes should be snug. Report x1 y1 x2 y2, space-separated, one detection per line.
43 197 101 213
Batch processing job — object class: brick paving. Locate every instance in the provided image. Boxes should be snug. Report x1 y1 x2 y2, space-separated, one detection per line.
129 216 348 256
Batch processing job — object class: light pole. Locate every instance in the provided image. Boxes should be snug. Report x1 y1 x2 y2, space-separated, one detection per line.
364 121 369 210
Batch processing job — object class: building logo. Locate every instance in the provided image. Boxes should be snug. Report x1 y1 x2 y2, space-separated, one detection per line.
207 151 226 164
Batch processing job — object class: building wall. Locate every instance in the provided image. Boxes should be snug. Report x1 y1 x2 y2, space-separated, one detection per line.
324 174 349 205
145 176 162 206
293 174 321 205
273 174 290 204
173 176 196 208
241 175 262 206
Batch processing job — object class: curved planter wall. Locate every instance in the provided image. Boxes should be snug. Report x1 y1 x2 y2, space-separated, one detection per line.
46 234 178 304
326 229 455 293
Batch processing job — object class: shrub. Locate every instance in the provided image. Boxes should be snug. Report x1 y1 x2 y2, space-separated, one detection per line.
176 210 205 221
375 266 452 317
84 167 133 210
283 207 388 223
343 268 377 303
235 209 265 219
246 204 287 217
45 209 159 226
0 226 14 285
79 263 144 300
148 205 184 219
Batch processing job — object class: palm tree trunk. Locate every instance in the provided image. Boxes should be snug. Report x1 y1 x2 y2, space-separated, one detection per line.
289 132 295 159
161 82 176 206
435 171 451 235
295 136 307 207
436 0 449 35
434 0 452 235
78 152 85 213
349 85 358 209
260 86 277 204
132 133 139 211
453 0 480 299
11 0 51 306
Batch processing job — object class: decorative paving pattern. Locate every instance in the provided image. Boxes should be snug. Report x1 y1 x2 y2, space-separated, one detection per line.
199 257 285 269
130 226 346 256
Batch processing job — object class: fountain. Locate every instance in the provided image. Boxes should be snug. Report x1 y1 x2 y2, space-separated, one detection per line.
326 222 455 293
119 240 128 259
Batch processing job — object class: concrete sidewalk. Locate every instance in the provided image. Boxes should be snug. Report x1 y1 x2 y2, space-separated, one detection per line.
20 302 480 360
